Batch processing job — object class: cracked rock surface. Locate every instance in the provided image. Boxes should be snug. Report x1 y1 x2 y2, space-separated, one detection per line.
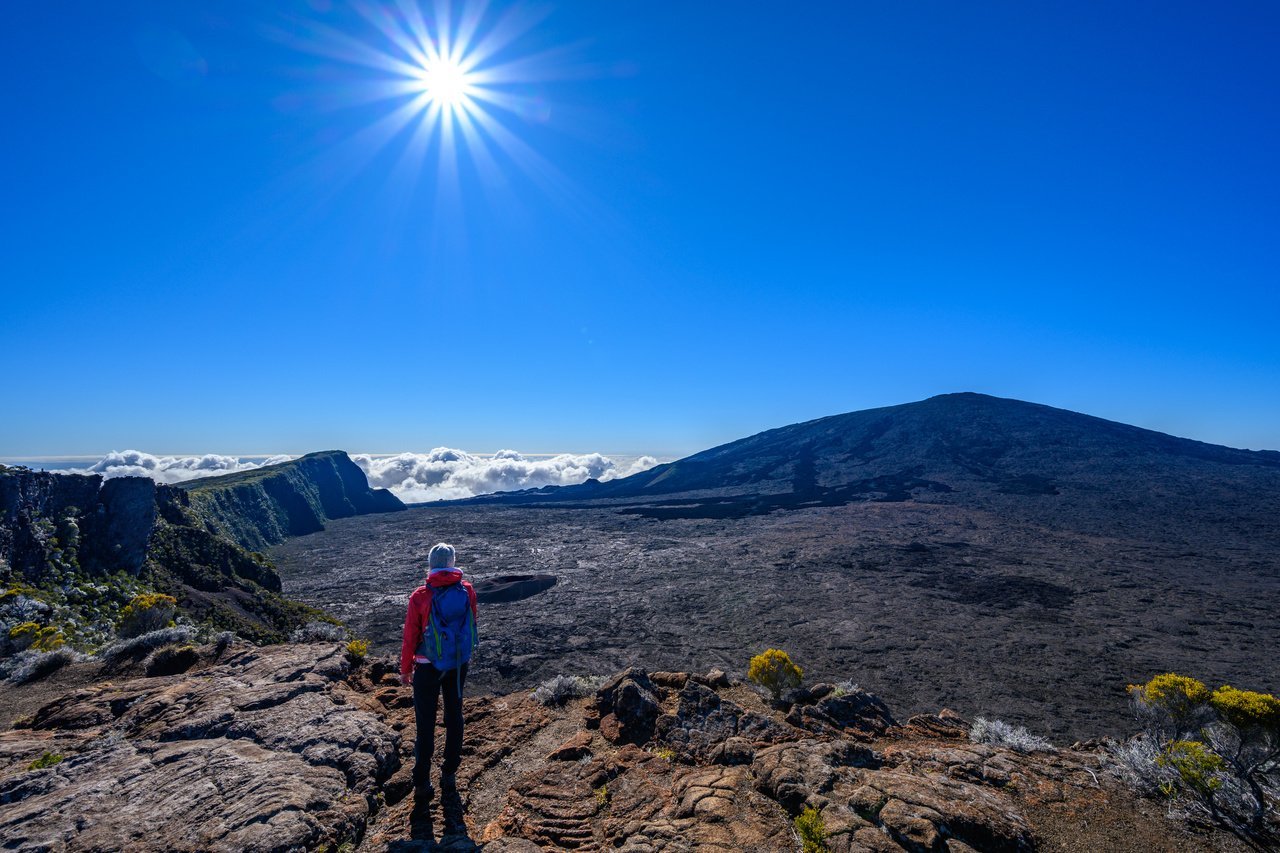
0 642 398 852
0 647 1256 852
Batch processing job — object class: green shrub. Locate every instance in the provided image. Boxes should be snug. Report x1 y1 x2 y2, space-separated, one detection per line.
748 649 803 700
28 752 63 770
7 622 40 651
9 623 66 653
1157 740 1224 799
145 644 200 677
116 594 177 639
794 806 829 853
1123 673 1280 836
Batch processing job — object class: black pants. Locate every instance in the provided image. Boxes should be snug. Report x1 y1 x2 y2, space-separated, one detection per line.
412 662 467 787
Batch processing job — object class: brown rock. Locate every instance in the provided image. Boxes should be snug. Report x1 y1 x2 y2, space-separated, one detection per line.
0 643 398 852
594 668 662 746
649 671 690 689
548 731 594 761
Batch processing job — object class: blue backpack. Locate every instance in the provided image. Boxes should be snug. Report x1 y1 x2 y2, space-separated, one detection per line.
420 583 477 677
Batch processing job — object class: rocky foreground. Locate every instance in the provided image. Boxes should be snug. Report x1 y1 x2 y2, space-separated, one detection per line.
0 643 1247 852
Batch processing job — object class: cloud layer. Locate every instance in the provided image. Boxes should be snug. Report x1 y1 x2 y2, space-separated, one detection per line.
81 450 294 484
351 449 660 502
66 449 659 501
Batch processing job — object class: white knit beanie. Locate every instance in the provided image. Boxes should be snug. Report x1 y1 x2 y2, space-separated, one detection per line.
428 542 456 570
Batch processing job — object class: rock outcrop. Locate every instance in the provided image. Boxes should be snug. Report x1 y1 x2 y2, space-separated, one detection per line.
1 649 1251 852
179 451 404 551
1 453 403 645
1 643 399 852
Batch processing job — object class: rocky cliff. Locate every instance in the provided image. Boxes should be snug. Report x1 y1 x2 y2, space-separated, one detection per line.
0 465 324 644
179 451 404 551
0 452 401 646
0 643 1255 852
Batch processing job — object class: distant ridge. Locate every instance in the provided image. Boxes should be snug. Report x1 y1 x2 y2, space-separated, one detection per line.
179 450 404 551
462 393 1280 539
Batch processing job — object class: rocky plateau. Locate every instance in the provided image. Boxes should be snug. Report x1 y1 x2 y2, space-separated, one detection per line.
0 641 1251 852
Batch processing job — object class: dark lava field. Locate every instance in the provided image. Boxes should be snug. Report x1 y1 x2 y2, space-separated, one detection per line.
271 498 1276 742
272 395 1280 742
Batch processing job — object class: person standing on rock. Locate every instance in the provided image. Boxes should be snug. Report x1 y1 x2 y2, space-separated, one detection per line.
400 542 478 803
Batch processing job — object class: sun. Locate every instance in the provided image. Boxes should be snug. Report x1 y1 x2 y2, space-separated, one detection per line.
417 56 473 108
281 0 576 203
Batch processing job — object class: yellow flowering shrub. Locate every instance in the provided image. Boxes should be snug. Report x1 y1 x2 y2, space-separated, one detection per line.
1210 685 1280 732
748 649 803 700
117 593 177 638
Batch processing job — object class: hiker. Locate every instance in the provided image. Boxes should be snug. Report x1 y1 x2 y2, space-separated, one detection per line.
400 542 478 802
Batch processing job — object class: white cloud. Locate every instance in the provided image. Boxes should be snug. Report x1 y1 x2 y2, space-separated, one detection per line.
64 448 660 501
80 450 283 484
350 450 661 502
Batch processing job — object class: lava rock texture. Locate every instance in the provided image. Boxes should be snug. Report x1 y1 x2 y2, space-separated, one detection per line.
1 645 1254 851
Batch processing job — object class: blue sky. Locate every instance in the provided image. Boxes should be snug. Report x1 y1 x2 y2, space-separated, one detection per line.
3 1 1278 457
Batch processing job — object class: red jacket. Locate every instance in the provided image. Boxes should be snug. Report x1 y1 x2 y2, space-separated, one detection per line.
400 568 478 680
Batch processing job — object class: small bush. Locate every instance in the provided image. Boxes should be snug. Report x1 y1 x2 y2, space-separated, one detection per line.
830 679 859 698
6 647 77 684
794 806 830 853
27 752 64 770
970 717 1053 753
346 638 369 662
7 622 64 653
748 649 803 700
116 593 177 639
1157 740 1225 799
532 675 607 706
213 631 235 656
100 626 197 668
290 621 346 643
594 784 609 810
7 621 40 651
1129 673 1213 740
144 644 201 677
1108 734 1180 796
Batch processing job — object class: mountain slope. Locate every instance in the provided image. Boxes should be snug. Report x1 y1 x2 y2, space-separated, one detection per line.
179 450 404 551
471 393 1280 542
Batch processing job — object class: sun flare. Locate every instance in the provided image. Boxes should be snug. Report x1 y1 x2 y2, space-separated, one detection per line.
283 0 568 200
417 56 473 108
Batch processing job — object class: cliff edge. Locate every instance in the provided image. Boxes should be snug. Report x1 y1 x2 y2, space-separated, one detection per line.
179 451 404 551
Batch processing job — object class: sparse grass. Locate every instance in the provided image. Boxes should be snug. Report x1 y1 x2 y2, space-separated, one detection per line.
532 674 607 706
830 679 859 698
970 717 1053 753
5 647 77 684
290 621 346 643
100 626 197 668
